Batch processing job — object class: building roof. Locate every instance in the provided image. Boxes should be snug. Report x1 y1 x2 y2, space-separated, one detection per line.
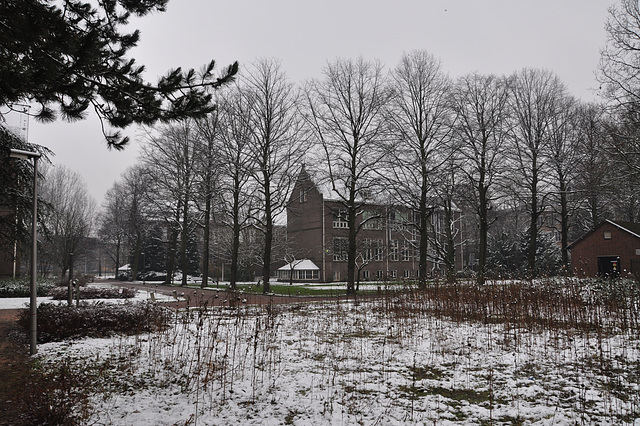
568 219 640 249
278 259 319 271
614 221 640 237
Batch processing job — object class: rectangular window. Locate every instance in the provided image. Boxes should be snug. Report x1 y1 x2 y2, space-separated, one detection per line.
604 231 612 240
333 209 349 229
362 270 369 279
375 239 384 261
377 270 383 278
401 240 411 261
299 189 307 203
389 240 398 261
333 237 348 261
361 238 373 261
363 210 382 230
390 210 408 231
403 269 410 278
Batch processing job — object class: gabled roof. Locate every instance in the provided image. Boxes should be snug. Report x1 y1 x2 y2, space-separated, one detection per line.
614 221 640 237
568 219 640 249
278 259 319 271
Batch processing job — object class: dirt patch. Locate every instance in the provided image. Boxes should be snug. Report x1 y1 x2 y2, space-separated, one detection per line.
0 310 30 426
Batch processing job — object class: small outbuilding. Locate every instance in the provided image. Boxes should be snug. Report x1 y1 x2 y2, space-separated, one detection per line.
569 220 640 278
277 259 320 282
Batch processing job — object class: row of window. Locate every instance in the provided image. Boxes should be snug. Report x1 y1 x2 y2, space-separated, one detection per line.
332 237 416 262
278 270 319 280
332 209 418 230
361 270 416 279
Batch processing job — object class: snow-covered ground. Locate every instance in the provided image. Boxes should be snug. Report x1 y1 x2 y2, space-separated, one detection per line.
31 297 640 425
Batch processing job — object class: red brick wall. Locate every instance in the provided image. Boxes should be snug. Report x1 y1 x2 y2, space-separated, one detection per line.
287 174 326 280
570 222 640 277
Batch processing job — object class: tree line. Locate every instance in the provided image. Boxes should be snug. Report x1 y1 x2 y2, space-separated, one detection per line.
100 47 638 293
3 0 640 293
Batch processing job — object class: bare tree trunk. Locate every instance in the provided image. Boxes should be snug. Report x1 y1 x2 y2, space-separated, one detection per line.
262 182 273 294
346 188 357 295
202 197 211 288
180 194 189 287
528 166 539 277
560 185 569 270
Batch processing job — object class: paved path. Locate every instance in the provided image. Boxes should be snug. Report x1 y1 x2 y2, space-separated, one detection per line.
0 280 357 317
107 280 351 308
0 309 20 321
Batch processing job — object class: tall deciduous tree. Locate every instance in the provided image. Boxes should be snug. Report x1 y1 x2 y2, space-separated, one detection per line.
546 95 580 269
386 50 453 288
451 73 511 285
599 0 640 111
573 103 612 231
39 164 96 289
602 104 640 222
508 68 566 277
121 165 151 281
142 121 200 286
242 59 307 294
0 0 237 149
304 57 391 294
598 0 640 216
98 182 128 277
216 89 256 289
194 104 224 288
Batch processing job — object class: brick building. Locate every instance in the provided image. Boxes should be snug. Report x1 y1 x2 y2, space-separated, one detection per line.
286 168 463 282
569 220 640 278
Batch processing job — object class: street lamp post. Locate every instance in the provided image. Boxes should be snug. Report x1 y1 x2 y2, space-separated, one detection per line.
9 148 41 355
141 252 145 285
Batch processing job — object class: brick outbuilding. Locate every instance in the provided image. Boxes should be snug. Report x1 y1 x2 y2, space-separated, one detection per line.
569 220 640 278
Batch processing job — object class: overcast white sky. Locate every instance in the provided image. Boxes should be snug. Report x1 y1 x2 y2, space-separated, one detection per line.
24 0 613 205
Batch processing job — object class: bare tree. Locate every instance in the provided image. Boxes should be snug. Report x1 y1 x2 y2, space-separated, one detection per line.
385 50 454 288
546 95 580 269
194 104 224 288
98 181 127 277
428 159 465 283
304 57 391 294
450 73 511 285
599 0 640 110
508 68 567 277
120 165 152 282
216 88 257 289
241 59 307 294
598 0 640 193
141 122 200 286
571 103 612 231
601 104 640 222
39 164 96 302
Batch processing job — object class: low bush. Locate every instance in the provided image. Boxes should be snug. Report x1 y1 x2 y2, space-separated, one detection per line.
47 285 137 300
0 278 57 298
18 301 172 342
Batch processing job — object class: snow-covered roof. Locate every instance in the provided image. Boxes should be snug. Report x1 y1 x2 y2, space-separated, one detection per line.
278 259 319 271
